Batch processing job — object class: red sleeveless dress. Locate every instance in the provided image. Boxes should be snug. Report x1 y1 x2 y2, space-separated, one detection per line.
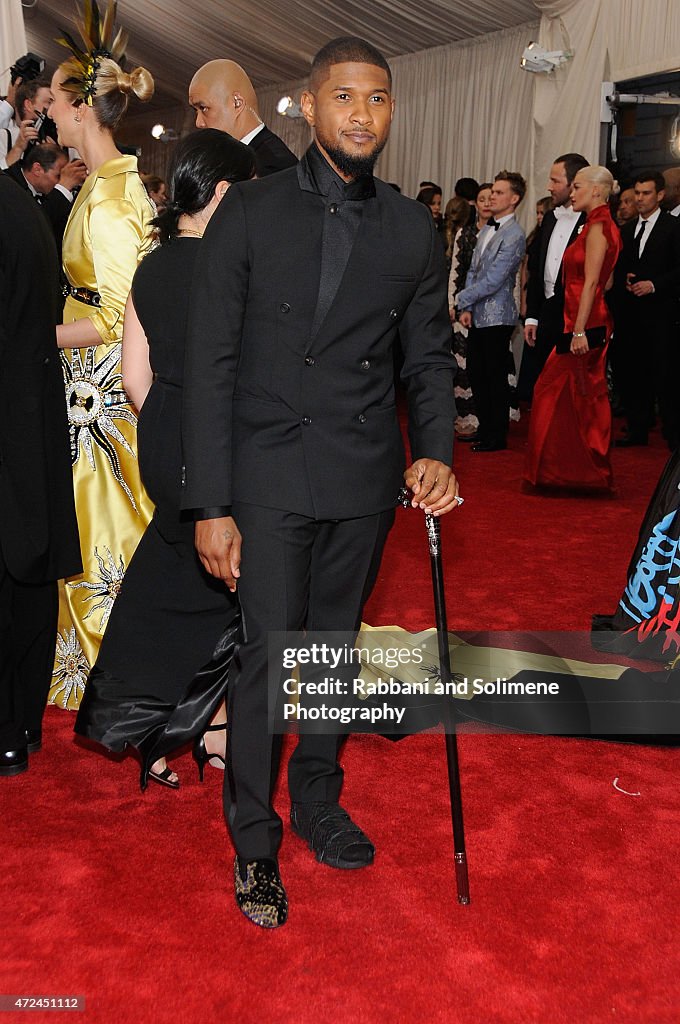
524 204 622 491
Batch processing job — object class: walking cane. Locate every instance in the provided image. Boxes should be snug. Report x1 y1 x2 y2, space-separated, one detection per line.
399 488 471 904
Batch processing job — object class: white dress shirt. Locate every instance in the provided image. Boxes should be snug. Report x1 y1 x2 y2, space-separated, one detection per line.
634 207 661 256
240 123 265 146
544 204 581 299
671 204 680 218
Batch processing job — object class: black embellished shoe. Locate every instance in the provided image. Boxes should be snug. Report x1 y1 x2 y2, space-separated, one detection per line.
234 857 288 929
290 802 375 869
193 723 227 782
0 746 29 777
25 729 42 753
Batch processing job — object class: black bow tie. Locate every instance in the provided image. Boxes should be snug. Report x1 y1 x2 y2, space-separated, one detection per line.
487 217 500 230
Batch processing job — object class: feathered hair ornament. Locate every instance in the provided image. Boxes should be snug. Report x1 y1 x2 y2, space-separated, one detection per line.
57 0 128 105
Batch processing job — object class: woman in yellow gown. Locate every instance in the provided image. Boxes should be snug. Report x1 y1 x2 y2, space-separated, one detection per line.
46 7 155 711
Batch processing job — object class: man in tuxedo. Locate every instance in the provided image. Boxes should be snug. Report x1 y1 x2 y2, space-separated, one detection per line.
3 143 85 262
613 171 680 449
182 37 459 928
456 171 526 452
0 176 81 776
523 152 590 397
189 59 298 176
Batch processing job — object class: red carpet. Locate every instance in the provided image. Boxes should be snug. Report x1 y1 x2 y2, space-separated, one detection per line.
2 417 678 1024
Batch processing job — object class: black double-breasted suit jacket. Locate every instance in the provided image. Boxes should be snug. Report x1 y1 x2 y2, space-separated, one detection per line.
182 147 455 521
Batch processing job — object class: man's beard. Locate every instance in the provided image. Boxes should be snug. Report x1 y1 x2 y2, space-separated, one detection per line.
317 130 386 179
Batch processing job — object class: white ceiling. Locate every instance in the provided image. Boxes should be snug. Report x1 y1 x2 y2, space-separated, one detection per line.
22 0 540 114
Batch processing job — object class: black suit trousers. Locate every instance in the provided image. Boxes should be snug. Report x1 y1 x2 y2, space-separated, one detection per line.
224 502 395 859
617 305 678 444
0 550 58 748
467 324 514 446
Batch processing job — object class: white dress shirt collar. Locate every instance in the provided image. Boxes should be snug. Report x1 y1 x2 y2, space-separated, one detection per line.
240 123 265 146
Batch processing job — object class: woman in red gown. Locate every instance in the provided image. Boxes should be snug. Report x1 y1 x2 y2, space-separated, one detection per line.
524 166 622 491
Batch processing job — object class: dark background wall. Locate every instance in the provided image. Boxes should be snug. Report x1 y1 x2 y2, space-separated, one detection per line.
613 71 680 187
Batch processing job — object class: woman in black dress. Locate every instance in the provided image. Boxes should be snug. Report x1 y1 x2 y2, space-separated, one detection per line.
75 130 255 788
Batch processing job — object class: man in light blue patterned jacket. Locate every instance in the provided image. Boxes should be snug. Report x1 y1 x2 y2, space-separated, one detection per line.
457 170 526 451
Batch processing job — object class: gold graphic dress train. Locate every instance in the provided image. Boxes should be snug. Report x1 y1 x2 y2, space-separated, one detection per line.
49 156 155 709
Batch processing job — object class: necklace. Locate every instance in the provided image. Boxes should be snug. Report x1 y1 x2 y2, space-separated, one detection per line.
177 228 204 238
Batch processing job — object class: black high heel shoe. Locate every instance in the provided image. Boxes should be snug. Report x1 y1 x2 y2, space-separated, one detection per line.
193 723 227 782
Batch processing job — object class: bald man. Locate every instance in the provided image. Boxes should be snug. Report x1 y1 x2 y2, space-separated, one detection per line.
189 59 298 177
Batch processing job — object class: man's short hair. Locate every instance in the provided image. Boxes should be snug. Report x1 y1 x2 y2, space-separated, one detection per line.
554 152 589 185
22 143 65 172
455 177 480 201
494 169 527 203
635 169 665 192
310 37 392 91
15 79 50 121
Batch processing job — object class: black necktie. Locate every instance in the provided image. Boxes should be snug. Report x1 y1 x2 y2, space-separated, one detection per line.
634 220 647 258
34 193 43 206
487 217 500 231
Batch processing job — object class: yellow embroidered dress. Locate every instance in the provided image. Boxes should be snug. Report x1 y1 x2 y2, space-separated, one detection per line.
49 155 155 709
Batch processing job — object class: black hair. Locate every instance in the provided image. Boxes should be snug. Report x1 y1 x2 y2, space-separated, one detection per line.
21 142 65 172
477 182 493 195
553 152 589 185
634 169 665 192
155 129 255 243
416 186 442 206
310 37 392 91
454 177 480 201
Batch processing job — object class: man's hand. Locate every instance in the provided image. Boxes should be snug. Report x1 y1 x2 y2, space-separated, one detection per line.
629 278 655 297
524 322 537 346
458 311 472 329
404 460 460 516
59 159 88 191
195 516 242 591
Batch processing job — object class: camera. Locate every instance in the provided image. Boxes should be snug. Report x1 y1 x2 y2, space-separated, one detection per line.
31 108 58 146
10 52 45 85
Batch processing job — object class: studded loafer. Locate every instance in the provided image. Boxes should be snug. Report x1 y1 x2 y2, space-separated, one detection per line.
234 857 288 929
290 801 375 869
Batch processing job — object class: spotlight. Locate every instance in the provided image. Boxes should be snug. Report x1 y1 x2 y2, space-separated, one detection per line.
151 124 178 143
520 42 572 74
671 114 680 160
276 95 303 118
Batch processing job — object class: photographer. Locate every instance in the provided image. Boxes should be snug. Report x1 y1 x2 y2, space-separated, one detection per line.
0 78 54 169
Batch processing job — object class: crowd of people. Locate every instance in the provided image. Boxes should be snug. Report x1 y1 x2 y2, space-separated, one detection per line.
1 0 679 932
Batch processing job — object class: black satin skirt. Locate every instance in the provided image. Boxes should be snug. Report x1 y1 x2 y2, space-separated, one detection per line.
74 515 241 787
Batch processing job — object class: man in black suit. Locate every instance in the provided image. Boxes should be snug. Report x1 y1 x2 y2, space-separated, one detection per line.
189 59 298 176
3 143 85 263
0 176 81 777
613 170 680 449
182 37 459 928
523 152 590 397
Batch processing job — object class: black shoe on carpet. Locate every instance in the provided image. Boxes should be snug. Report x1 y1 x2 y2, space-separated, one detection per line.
234 857 288 929
290 801 375 869
0 746 29 777
25 729 42 753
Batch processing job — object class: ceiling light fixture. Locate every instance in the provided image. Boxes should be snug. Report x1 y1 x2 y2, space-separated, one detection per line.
276 96 303 118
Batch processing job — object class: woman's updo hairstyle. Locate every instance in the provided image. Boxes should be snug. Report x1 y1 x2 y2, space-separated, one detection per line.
58 56 154 131
154 128 256 244
57 0 153 130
